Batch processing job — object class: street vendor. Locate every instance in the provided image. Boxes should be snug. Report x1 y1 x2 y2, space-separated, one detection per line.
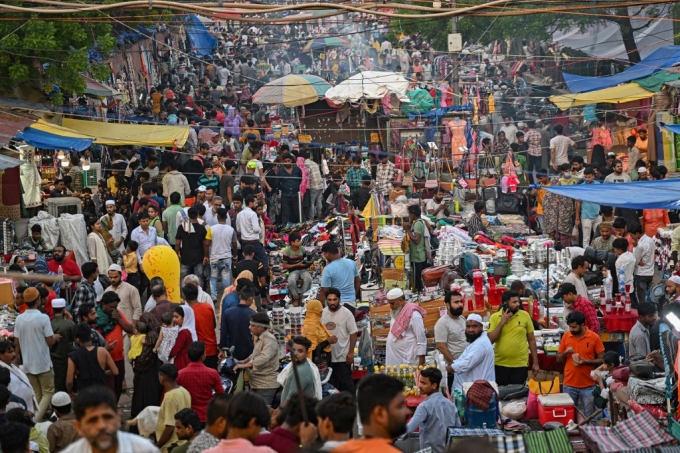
22 224 49 252
384 288 427 367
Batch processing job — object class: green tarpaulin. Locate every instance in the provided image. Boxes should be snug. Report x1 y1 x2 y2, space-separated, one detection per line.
634 70 680 92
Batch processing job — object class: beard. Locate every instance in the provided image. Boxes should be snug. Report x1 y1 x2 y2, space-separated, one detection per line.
88 430 117 451
466 331 483 343
328 303 340 312
449 306 464 317
387 415 407 439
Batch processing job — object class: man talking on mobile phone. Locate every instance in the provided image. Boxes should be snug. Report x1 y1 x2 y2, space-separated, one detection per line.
487 290 540 385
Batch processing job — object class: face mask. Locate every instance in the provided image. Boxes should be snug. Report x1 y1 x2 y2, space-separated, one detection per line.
562 173 571 179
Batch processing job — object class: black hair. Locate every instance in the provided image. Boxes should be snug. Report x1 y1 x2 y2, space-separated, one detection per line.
74 386 118 420
326 287 341 299
628 223 643 235
613 159 623 166
81 261 99 279
407 204 421 217
571 255 588 270
78 303 95 322
600 206 613 216
356 374 404 424
292 335 312 351
420 367 443 390
161 311 174 325
250 312 270 326
159 363 179 381
554 124 563 134
226 392 270 429
175 408 202 432
0 421 30 453
637 301 657 317
127 240 139 252
571 155 584 164
566 310 586 325
170 192 182 204
282 393 319 427
207 393 232 426
315 392 356 434
559 163 571 172
188 341 206 362
612 238 630 252
0 384 9 409
100 291 120 305
0 368 9 387
474 201 485 213
321 241 339 254
31 224 42 233
602 351 620 367
584 167 595 176
181 283 199 301
240 285 256 302
445 290 462 303
138 211 150 221
612 217 627 230
75 323 93 342
288 232 301 243
510 280 525 292
501 290 519 304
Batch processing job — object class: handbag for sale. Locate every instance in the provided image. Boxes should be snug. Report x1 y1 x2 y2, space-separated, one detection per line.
495 193 520 214
528 370 560 396
481 177 497 188
402 173 414 187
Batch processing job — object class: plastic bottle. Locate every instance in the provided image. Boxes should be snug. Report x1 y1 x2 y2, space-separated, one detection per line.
472 270 484 293
618 268 626 294
603 270 613 301
624 295 631 313
57 265 64 280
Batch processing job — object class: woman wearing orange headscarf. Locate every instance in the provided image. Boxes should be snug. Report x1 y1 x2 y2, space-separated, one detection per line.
303 300 334 374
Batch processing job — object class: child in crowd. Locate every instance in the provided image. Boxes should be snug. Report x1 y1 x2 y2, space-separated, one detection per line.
154 311 179 363
123 240 140 290
128 321 147 361
592 350 620 419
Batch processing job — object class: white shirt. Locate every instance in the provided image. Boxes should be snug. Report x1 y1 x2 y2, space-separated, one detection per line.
616 251 636 289
131 226 158 264
14 309 54 375
452 332 496 392
563 272 589 298
550 135 575 166
385 310 427 366
61 431 160 453
209 223 235 261
321 306 359 363
236 207 261 241
100 213 128 252
634 234 655 277
500 124 519 144
426 199 447 220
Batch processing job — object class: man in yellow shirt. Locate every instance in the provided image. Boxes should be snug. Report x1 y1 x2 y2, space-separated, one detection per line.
488 290 540 386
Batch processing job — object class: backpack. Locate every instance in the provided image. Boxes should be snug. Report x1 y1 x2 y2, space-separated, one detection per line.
459 252 480 281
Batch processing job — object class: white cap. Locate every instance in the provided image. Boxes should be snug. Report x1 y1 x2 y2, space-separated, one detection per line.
52 298 66 308
52 391 71 407
638 167 647 173
105 200 116 206
108 264 122 273
669 275 680 285
386 288 405 300
197 185 207 192
467 313 483 324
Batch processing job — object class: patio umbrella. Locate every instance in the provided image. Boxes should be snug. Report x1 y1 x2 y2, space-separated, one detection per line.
325 71 410 104
252 74 331 107
303 36 350 52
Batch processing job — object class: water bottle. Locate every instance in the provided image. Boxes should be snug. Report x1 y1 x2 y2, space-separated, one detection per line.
57 265 64 281
603 269 613 301
618 268 626 294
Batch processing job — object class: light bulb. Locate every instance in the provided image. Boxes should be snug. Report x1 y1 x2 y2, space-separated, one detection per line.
57 151 65 160
82 159 90 171
61 159 69 167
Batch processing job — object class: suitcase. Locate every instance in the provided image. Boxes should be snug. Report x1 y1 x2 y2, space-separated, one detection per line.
421 264 454 288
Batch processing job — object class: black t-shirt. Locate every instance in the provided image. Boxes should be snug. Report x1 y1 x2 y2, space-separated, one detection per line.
176 222 207 266
233 259 266 289
352 186 371 211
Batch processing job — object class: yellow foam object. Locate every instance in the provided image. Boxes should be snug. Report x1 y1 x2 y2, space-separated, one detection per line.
141 245 181 303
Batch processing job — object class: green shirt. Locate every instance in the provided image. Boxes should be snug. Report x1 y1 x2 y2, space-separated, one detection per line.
280 360 316 403
171 442 191 453
163 204 183 244
50 316 75 363
409 219 428 264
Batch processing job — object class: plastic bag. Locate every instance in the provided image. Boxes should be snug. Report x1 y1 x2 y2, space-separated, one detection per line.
572 226 580 243
501 401 527 420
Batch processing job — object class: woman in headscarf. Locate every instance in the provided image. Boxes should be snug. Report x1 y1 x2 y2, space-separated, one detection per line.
303 300 333 374
169 305 197 371
86 218 113 268
129 312 162 425
494 130 510 155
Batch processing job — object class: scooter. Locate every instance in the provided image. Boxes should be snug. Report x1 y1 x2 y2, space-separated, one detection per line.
217 346 240 394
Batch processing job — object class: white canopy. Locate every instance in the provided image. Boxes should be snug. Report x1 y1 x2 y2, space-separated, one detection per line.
324 71 410 103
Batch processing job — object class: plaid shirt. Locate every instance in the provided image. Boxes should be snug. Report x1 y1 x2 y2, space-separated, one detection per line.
376 161 396 193
572 295 600 334
305 159 324 190
72 280 96 313
525 128 542 157
177 362 224 422
152 172 166 196
466 213 488 238
345 166 369 190
69 167 84 192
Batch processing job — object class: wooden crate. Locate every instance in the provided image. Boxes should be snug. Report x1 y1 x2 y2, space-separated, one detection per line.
382 268 406 281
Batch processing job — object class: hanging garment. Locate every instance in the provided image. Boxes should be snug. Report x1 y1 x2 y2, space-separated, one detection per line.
448 118 468 152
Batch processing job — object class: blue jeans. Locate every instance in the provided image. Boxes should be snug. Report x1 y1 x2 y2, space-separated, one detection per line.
210 258 232 299
564 384 597 419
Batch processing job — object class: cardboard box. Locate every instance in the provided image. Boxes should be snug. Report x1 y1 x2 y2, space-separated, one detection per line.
0 279 13 306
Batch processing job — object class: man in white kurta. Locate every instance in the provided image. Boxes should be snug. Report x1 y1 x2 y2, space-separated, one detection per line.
451 314 496 392
385 288 427 366
101 200 128 253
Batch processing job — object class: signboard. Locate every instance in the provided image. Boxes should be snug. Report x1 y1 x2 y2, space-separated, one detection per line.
448 33 462 52
298 134 312 144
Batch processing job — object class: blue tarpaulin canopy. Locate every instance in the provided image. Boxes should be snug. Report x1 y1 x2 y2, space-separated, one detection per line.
185 15 217 57
16 127 93 151
543 179 680 209
562 46 680 93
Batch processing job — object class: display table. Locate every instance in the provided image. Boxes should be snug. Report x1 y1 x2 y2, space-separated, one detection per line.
531 350 564 373
602 309 638 333
405 394 427 408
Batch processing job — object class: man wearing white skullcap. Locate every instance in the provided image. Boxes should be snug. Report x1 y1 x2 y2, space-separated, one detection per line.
385 288 427 367
450 313 495 393
50 297 76 393
100 199 127 254
666 275 680 303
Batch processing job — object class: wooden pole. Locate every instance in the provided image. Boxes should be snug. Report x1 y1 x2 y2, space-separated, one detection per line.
0 272 64 283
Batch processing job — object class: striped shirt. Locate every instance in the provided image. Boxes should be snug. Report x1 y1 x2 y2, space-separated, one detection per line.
525 128 542 157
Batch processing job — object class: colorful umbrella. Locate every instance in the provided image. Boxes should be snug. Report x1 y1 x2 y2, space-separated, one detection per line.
303 36 350 52
252 74 331 107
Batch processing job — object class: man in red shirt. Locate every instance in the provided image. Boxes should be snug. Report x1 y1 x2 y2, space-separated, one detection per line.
47 245 82 292
255 396 319 453
177 341 224 424
182 284 219 369
558 283 600 334
97 291 133 402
